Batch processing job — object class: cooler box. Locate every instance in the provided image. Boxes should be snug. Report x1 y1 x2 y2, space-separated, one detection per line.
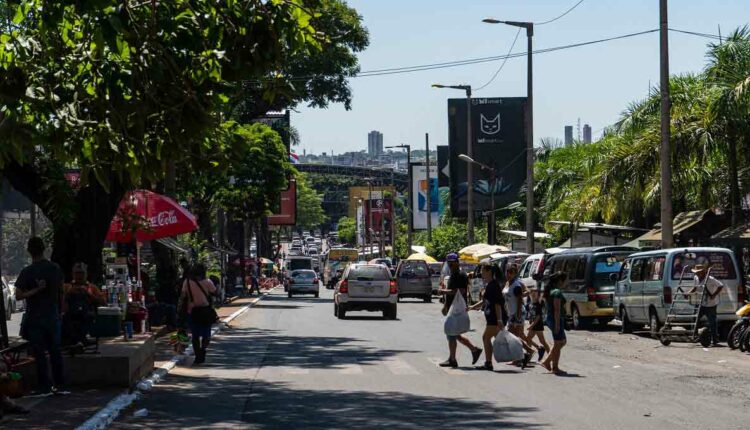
92 307 122 337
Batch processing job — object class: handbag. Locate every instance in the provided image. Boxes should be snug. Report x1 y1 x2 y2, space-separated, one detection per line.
443 293 471 336
186 279 218 326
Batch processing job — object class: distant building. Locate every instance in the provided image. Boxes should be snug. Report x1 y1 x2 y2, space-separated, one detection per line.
564 126 573 146
368 130 383 156
583 124 592 144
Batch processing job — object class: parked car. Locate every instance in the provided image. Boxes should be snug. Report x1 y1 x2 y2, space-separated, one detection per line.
334 264 397 319
429 262 443 295
541 246 637 330
614 247 745 338
519 253 546 291
395 260 432 302
2 277 16 320
468 253 528 305
288 269 320 298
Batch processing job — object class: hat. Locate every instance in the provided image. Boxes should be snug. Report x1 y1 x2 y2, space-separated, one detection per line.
691 264 709 273
445 252 459 262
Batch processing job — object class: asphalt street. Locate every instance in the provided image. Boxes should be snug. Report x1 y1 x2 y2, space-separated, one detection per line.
112 287 750 429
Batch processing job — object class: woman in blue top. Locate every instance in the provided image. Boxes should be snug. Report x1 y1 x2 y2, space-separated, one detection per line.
541 272 568 375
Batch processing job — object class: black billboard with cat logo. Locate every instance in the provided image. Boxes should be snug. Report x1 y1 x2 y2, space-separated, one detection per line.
447 97 527 218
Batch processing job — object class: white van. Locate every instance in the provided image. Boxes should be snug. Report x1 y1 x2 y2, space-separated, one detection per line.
615 247 745 338
519 254 546 291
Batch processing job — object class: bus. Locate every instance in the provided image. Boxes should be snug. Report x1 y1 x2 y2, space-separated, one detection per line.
323 248 358 286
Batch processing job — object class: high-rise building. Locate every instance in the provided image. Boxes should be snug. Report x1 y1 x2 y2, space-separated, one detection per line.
583 124 592 144
368 130 383 156
564 126 574 146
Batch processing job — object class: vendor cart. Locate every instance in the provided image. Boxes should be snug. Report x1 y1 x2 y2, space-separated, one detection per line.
658 266 712 347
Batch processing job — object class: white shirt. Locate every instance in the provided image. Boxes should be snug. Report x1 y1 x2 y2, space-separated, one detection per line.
694 275 723 307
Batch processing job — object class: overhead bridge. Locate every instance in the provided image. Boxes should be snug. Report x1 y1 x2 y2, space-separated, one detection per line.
294 164 409 191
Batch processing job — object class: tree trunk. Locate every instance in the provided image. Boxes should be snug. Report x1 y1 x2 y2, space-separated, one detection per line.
728 136 741 226
50 179 125 283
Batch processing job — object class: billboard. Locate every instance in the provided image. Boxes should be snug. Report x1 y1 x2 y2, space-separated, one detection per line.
448 97 527 218
267 178 297 225
411 164 439 230
347 186 393 218
364 198 393 243
437 145 450 188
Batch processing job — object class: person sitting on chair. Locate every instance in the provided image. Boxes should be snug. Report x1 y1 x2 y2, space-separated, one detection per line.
62 263 106 347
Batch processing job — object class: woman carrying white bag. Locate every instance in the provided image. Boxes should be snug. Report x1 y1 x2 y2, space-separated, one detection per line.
468 262 508 370
438 253 482 368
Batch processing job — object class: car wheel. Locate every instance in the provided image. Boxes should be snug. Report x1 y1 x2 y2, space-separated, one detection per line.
386 304 397 320
337 307 346 319
571 305 585 330
621 307 634 334
334 304 339 317
288 292 293 298
423 294 432 303
698 327 711 347
314 292 319 298
649 310 661 340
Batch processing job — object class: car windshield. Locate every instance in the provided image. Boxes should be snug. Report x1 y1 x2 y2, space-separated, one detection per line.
593 255 627 287
292 271 316 279
350 266 391 281
671 252 737 280
288 259 312 271
399 261 429 277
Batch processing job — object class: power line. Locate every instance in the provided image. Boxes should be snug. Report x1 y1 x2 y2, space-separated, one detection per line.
536 0 585 26
668 28 722 40
475 28 522 91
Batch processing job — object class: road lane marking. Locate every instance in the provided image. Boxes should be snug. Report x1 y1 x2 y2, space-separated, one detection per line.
336 358 364 375
384 357 420 375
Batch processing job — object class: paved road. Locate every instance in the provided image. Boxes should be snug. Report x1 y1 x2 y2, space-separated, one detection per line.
113 287 750 429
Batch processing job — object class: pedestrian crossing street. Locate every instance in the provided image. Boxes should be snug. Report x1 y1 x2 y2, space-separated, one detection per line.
257 355 529 378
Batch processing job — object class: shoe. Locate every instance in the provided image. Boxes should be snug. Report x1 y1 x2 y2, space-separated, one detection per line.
475 361 494 371
537 346 546 362
471 348 483 365
521 353 532 369
439 359 458 368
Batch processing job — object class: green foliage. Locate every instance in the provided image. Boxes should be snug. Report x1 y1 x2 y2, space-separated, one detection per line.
296 173 327 230
336 216 356 245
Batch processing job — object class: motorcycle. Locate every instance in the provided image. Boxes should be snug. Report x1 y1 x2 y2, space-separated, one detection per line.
728 301 750 350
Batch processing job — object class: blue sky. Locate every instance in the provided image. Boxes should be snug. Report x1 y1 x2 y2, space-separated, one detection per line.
294 0 749 155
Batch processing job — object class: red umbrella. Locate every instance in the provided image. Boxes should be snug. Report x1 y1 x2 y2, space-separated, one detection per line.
107 190 198 242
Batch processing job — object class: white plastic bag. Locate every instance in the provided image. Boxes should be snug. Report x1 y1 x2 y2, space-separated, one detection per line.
443 293 471 336
493 330 524 362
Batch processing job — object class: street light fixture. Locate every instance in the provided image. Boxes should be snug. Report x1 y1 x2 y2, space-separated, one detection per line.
432 83 475 244
385 144 412 256
458 153 497 244
484 17 535 253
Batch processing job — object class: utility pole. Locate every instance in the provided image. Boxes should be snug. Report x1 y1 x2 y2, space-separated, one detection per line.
425 133 432 242
380 178 385 258
660 0 674 248
390 169 396 259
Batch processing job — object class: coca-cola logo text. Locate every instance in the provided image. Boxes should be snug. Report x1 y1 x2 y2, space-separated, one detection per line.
150 210 178 227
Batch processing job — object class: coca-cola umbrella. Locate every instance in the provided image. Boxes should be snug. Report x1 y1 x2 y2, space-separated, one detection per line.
107 190 198 291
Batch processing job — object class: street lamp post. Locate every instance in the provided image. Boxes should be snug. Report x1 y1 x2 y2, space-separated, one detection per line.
483 18 535 253
386 144 412 256
425 133 432 242
459 154 497 244
432 84 474 244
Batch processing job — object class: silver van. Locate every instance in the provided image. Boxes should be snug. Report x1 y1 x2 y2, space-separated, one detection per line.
614 247 745 338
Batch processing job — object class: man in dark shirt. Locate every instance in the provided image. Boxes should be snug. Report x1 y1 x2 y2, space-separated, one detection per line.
437 253 482 368
15 237 65 394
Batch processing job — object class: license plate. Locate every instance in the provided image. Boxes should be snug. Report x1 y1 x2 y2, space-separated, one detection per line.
366 286 374 293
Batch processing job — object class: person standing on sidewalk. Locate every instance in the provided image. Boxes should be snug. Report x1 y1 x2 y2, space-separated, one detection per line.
687 264 724 346
541 272 568 374
181 264 218 365
14 237 65 394
438 253 482 368
502 264 532 367
469 262 505 370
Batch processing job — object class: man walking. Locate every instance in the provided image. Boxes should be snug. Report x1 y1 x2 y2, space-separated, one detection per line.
688 263 724 346
14 237 65 394
438 253 482 368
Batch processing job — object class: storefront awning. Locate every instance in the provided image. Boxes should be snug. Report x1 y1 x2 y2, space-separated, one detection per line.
712 224 750 241
634 210 713 244
154 237 190 254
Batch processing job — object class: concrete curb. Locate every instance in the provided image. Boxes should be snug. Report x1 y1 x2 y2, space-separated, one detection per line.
75 290 274 430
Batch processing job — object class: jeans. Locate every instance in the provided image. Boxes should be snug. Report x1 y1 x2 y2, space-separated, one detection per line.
27 317 64 391
699 305 719 344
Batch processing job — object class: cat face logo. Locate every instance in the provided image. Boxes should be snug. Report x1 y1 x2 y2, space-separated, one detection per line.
480 114 501 135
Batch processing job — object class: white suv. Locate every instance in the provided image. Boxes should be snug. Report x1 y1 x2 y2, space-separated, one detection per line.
334 264 397 320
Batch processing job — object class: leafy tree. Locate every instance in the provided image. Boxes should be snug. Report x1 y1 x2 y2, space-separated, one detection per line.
0 1 334 280
336 216 356 245
296 173 327 231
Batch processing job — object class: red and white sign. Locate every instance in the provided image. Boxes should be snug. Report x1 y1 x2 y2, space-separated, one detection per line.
106 190 198 242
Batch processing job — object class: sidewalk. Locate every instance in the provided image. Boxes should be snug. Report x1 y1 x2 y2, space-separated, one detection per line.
1 294 265 429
